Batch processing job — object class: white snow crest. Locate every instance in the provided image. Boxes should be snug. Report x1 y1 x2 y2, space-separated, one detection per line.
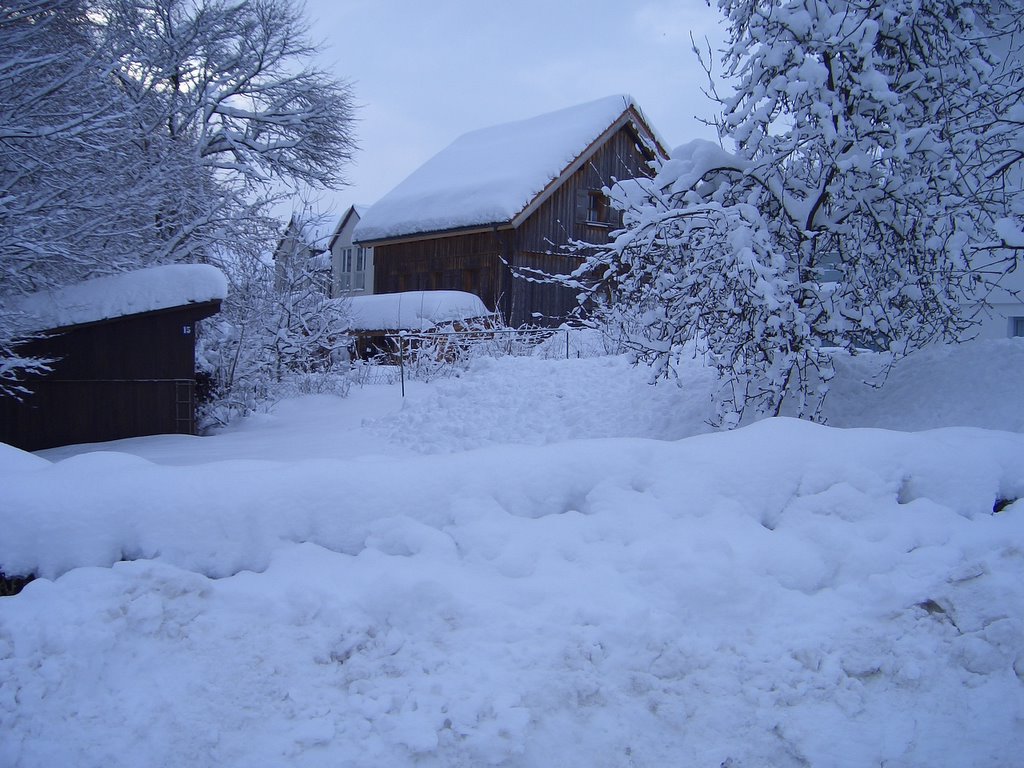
662 138 748 191
11 264 228 331
344 290 492 331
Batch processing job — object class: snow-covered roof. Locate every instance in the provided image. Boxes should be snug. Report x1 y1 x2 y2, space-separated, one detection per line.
12 264 227 332
355 95 658 243
345 290 492 331
308 252 332 272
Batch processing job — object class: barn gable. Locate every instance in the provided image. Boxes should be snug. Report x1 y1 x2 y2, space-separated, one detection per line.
354 95 666 327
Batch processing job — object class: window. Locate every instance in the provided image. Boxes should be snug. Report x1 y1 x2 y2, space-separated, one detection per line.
336 246 368 293
1013 317 1024 337
577 189 616 227
587 191 611 225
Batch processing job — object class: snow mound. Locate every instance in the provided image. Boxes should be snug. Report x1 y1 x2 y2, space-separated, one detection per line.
2 339 1023 767
367 339 1024 452
823 339 1024 433
346 290 492 331
0 443 50 474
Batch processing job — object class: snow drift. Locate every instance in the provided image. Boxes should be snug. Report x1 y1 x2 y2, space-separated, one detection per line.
1 340 1023 767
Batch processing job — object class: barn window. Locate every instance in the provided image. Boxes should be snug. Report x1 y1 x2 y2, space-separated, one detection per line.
1013 317 1024 337
587 191 611 224
577 189 616 227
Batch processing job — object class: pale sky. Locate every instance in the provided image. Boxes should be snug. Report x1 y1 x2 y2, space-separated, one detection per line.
298 0 728 219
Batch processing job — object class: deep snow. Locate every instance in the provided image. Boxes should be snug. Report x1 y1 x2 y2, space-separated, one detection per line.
1 338 1023 767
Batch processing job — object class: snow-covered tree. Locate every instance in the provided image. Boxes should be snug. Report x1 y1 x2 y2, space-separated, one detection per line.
97 0 356 265
0 0 133 392
579 0 1024 426
1 0 356 396
196 222 352 428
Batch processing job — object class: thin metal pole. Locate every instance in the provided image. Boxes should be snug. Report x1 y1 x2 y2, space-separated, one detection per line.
565 329 570 359
399 334 405 397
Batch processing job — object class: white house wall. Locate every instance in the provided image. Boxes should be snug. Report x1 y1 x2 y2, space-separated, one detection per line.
331 208 374 298
967 260 1024 339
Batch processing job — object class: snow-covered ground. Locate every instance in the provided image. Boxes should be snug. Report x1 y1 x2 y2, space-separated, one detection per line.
2 339 1023 767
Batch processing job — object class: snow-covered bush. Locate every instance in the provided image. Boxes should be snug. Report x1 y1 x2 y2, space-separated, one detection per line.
390 323 611 383
197 252 352 428
575 0 1024 426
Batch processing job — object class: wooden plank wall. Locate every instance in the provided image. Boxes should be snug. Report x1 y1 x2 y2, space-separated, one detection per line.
0 302 218 451
517 125 654 253
370 124 657 328
373 230 506 308
1 379 195 451
507 125 655 326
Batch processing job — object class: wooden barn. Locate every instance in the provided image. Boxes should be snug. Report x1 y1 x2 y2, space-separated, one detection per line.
354 95 667 327
0 264 227 452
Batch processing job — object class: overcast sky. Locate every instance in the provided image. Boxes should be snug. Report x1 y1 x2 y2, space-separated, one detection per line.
297 0 728 220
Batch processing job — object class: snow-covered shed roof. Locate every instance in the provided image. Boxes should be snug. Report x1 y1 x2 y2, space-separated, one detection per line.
344 290 493 331
12 264 228 332
354 95 663 243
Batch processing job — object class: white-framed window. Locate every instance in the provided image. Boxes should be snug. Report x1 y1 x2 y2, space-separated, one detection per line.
1012 317 1024 337
337 245 370 293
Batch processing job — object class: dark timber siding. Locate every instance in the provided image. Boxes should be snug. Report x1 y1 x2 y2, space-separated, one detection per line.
370 123 657 328
373 230 506 308
517 124 654 252
0 301 220 451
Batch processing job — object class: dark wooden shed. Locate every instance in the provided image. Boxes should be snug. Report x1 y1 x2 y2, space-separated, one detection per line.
354 95 667 327
0 265 226 451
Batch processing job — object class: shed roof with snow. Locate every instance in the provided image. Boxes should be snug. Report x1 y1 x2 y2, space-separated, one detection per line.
13 264 228 332
344 290 493 332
